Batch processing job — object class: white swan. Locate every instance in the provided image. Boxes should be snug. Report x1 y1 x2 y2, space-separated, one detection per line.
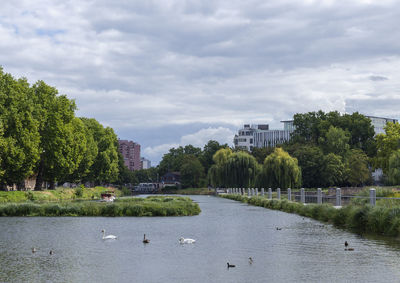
179 237 195 244
101 229 117 240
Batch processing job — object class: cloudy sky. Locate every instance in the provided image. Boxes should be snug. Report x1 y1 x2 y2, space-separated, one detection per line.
1 0 400 164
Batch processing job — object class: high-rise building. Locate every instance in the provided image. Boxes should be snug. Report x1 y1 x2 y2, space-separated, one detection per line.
118 139 141 171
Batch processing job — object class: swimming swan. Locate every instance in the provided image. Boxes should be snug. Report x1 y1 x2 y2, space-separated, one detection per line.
179 237 195 244
101 229 117 240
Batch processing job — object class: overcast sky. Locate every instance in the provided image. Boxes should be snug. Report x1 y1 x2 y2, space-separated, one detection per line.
1 0 400 164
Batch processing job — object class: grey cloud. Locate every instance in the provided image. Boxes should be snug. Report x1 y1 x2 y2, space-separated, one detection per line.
369 75 388 81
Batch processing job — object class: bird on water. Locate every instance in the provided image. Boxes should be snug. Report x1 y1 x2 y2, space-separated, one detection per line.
249 257 253 264
101 229 117 240
344 241 354 251
227 262 236 268
143 234 150 244
32 247 37 253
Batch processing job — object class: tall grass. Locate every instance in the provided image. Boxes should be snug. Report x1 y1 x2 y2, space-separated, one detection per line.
222 194 400 237
0 196 200 217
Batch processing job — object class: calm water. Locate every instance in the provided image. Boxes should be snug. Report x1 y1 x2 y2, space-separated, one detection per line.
1 196 400 283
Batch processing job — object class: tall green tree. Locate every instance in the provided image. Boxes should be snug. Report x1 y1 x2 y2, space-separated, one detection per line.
375 122 400 173
346 149 371 186
257 148 301 189
0 70 40 189
200 140 228 174
31 82 80 190
321 153 345 187
223 151 260 188
180 155 205 188
290 145 323 188
208 147 232 187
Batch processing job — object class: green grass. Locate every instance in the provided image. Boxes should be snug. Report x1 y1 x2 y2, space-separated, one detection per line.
0 186 121 203
0 196 201 217
221 194 400 237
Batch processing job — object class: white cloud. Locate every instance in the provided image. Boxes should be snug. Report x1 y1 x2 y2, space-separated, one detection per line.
143 127 235 164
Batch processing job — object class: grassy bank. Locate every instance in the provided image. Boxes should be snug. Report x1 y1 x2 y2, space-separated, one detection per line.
0 187 121 203
0 196 201 217
221 194 400 237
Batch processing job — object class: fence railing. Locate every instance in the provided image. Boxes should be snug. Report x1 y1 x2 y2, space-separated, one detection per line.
221 187 391 207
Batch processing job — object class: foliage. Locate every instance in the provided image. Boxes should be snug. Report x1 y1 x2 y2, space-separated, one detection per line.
347 149 371 186
0 196 201 217
180 155 205 188
388 150 400 185
375 122 400 173
257 148 301 189
222 194 400 237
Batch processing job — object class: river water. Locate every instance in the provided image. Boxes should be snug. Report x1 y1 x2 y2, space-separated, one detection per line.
1 195 400 283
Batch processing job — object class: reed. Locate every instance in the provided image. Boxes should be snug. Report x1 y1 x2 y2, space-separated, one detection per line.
221 194 400 237
0 196 201 217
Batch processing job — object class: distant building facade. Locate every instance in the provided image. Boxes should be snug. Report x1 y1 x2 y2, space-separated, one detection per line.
118 139 141 171
234 121 294 151
140 157 151 169
365 115 398 135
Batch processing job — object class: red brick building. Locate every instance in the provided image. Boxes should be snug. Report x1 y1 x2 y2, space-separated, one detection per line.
118 139 141 171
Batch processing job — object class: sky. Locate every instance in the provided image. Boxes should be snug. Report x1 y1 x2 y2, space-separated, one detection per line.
1 0 400 165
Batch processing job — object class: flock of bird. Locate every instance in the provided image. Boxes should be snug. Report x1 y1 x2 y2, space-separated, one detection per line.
30 227 355 267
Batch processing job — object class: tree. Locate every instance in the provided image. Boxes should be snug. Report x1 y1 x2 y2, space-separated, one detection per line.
321 153 345 187
180 155 205 188
388 150 400 185
0 70 40 190
251 147 274 164
200 140 228 174
375 122 400 173
31 82 81 190
208 148 232 187
320 126 350 157
257 148 301 189
224 151 260 188
290 145 323 188
346 149 371 186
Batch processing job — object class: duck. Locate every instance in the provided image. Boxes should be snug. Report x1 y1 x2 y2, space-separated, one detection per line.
344 241 354 251
227 262 236 268
32 247 37 253
344 241 348 248
101 229 117 240
179 237 196 244
143 234 150 244
49 250 54 255
276 227 282 230
248 257 253 264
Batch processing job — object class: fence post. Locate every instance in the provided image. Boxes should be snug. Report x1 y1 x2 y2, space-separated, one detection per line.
336 188 341 206
252 188 255 196
277 188 281 200
287 188 291 201
317 188 322 204
248 188 251 197
300 188 305 204
261 188 265 196
268 188 272 200
256 188 259 196
370 188 376 206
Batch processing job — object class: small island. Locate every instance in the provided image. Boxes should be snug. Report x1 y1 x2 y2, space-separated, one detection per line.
0 187 201 217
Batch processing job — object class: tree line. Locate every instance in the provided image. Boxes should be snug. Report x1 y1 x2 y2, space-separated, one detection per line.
0 68 121 190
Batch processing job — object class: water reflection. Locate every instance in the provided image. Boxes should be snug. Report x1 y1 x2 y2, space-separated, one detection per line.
1 196 400 283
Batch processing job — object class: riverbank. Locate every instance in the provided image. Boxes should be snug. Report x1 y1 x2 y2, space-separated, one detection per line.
0 196 201 217
221 194 400 237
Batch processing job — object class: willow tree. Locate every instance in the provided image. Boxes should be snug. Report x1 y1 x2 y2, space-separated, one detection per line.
208 148 232 187
388 150 400 185
257 148 301 189
224 151 260 188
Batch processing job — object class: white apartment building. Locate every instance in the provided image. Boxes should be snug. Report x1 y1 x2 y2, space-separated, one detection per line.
365 115 398 135
140 157 151 169
234 121 294 151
